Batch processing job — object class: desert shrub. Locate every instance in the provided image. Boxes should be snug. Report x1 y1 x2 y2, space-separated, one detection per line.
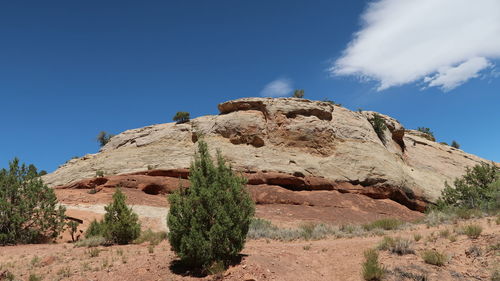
28 274 42 281
414 233 423 242
416 127 435 141
0 158 66 245
390 267 428 281
377 236 414 255
451 140 460 149
87 247 100 257
167 140 255 270
492 269 500 281
292 89 304 98
102 189 141 244
455 208 482 219
96 131 114 147
363 218 402 231
463 224 482 239
75 235 108 247
440 142 449 145
362 248 385 280
424 210 456 226
466 245 482 257
173 111 190 124
83 189 140 245
369 114 387 142
247 218 302 241
421 250 447 266
95 170 104 178
439 229 451 238
496 216 500 225
437 163 499 211
133 229 167 246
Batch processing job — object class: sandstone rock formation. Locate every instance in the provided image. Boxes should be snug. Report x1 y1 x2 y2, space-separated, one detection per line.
43 98 496 212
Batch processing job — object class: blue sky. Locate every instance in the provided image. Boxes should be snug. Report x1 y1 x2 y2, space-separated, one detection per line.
1 0 499 172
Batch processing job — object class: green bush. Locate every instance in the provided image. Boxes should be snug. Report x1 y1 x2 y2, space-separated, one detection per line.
421 250 447 266
0 158 66 245
363 218 403 231
437 163 499 211
85 219 105 238
83 189 140 245
173 111 190 124
416 127 435 141
102 189 141 244
451 140 460 149
167 140 255 270
293 89 304 98
369 114 387 142
362 248 385 280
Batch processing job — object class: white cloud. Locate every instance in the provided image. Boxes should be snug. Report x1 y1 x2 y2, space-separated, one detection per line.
260 78 293 97
331 0 500 91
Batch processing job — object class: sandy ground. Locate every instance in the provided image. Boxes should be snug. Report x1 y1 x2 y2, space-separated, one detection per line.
0 217 498 281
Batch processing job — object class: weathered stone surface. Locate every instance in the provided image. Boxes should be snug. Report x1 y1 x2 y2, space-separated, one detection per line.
43 97 497 209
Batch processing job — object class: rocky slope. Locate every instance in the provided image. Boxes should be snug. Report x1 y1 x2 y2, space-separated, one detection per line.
43 98 495 212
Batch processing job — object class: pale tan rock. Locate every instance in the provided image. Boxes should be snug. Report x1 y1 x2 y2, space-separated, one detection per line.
42 97 497 205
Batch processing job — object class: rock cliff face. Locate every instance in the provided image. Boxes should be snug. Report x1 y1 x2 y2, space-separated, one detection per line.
43 98 495 212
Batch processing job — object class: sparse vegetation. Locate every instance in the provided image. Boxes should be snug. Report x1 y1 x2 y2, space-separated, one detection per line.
95 170 104 178
87 248 100 258
439 229 451 238
463 224 482 239
167 140 255 271
416 127 435 141
323 99 341 106
173 111 190 124
292 89 304 98
421 250 447 266
133 229 167 246
96 131 114 147
363 218 403 231
492 269 500 281
0 158 66 245
377 236 414 255
362 248 385 280
28 273 42 281
368 114 387 142
75 235 108 247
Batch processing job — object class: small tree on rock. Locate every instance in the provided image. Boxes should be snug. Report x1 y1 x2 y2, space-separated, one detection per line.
451 140 460 149
293 89 304 98
0 158 66 245
167 140 255 271
173 112 190 124
369 114 387 143
96 131 115 147
102 189 141 244
416 127 435 142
